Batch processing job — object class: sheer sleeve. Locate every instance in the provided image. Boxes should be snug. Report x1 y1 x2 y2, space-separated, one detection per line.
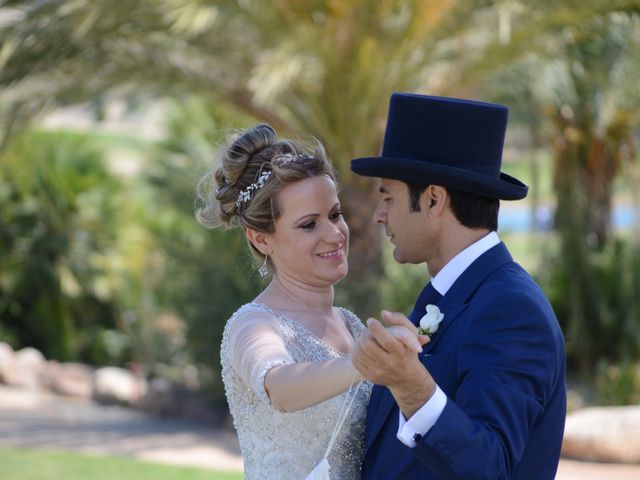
226 309 294 402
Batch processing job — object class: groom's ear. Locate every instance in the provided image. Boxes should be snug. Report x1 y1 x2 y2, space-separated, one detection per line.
424 185 448 216
245 228 271 255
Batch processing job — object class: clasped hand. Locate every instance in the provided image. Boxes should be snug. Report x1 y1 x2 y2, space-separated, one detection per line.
353 310 429 386
352 310 436 417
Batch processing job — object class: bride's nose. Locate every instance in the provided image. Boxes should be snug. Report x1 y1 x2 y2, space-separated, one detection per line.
323 222 346 243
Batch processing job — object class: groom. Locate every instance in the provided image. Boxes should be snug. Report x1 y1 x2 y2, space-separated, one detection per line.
351 93 566 479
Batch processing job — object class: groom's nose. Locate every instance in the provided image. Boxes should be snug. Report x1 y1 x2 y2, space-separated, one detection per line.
373 200 387 224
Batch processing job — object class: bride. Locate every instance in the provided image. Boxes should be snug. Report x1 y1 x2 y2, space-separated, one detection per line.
196 124 422 479
198 124 368 478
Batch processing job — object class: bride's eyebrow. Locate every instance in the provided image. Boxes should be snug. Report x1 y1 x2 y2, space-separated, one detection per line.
294 213 319 224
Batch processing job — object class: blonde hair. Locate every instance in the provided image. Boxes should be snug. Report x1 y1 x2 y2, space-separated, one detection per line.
196 124 337 261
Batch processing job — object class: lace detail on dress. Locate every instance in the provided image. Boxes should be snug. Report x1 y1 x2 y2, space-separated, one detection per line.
256 359 289 403
220 302 372 480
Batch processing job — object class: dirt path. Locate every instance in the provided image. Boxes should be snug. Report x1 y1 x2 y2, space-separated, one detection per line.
1 385 639 479
0 386 242 472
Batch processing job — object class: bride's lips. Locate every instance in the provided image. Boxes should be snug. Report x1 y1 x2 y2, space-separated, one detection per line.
317 246 345 260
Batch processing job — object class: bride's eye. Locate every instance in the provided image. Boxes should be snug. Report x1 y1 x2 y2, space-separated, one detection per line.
300 221 316 230
330 210 343 221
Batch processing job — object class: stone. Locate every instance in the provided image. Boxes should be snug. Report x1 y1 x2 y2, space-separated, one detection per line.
93 366 146 405
562 406 640 464
45 362 95 398
1 347 47 389
136 376 177 414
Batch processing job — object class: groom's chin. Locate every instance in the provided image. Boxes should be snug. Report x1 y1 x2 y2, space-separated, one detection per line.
392 248 408 264
392 249 423 266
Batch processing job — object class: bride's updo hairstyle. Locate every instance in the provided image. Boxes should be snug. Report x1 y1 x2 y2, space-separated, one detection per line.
196 123 337 262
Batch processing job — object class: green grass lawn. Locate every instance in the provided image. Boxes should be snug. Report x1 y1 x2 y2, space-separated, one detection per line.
0 447 243 480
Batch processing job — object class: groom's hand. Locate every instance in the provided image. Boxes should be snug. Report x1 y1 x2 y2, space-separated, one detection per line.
353 310 437 418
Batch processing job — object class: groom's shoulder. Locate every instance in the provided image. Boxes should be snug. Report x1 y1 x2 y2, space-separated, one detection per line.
474 260 561 334
476 259 552 311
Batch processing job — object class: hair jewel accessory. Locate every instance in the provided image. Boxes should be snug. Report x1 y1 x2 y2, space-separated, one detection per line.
273 153 313 167
236 170 272 209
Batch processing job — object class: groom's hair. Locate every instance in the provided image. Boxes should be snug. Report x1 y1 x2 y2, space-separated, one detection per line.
405 182 499 231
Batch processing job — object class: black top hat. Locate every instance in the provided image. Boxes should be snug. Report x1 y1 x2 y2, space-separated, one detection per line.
351 93 528 200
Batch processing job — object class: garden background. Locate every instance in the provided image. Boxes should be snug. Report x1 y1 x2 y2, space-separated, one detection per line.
1 0 640 476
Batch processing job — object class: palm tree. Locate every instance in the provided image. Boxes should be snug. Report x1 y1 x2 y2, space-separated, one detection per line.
472 3 640 371
466 1 640 245
3 0 639 315
0 0 488 315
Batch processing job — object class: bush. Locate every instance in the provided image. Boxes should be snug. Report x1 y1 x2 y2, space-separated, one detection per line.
539 236 640 373
0 130 128 363
595 359 640 405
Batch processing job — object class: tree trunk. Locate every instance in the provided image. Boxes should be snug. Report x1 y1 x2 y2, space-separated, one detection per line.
338 177 384 319
551 110 620 249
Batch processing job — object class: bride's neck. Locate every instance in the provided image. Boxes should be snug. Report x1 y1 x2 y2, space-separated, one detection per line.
260 274 334 315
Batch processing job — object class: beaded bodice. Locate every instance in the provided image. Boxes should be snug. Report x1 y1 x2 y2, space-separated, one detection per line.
220 302 372 479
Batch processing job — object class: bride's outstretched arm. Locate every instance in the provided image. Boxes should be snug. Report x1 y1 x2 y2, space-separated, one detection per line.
265 356 361 412
227 310 422 412
228 310 364 412
266 325 425 412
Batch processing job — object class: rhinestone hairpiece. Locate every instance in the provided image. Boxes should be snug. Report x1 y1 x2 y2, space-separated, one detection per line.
273 153 313 167
235 170 272 209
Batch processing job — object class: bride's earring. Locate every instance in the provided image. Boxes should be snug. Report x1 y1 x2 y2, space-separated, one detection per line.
258 253 270 278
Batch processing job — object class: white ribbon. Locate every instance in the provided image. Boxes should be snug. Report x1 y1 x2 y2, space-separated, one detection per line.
304 380 362 479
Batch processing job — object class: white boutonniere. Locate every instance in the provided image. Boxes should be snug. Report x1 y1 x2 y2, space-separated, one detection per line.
417 304 444 336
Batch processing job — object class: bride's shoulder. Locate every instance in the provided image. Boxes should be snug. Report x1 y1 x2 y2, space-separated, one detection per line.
226 302 280 331
229 301 274 321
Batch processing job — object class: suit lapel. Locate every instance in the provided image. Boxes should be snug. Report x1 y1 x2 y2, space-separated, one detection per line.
365 242 514 454
422 242 512 354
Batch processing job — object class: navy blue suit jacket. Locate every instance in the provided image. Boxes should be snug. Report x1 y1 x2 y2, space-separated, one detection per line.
362 242 566 479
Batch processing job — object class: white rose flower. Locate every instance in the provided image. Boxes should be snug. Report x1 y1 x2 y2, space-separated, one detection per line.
418 304 444 335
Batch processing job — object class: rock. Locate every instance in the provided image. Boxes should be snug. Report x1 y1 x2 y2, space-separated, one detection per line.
1 347 47 389
562 406 640 464
45 362 95 398
136 377 178 414
93 366 146 405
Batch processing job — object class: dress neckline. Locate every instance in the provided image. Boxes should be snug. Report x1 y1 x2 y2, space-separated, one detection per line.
247 302 355 356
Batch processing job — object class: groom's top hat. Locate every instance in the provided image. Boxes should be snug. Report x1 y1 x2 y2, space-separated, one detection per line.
351 93 528 200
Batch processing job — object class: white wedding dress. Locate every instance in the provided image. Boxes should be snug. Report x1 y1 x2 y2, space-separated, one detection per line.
220 302 372 479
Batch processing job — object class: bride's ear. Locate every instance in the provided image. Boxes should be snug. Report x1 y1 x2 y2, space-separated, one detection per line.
246 228 271 256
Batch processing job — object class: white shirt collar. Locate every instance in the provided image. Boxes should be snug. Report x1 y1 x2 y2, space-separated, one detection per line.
431 231 500 296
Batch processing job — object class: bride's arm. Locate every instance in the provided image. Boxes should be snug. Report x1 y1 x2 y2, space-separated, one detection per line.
265 356 361 412
228 310 363 412
266 322 425 412
228 310 422 413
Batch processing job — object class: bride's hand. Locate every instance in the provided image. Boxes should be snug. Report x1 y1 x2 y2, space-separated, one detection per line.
381 310 431 350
